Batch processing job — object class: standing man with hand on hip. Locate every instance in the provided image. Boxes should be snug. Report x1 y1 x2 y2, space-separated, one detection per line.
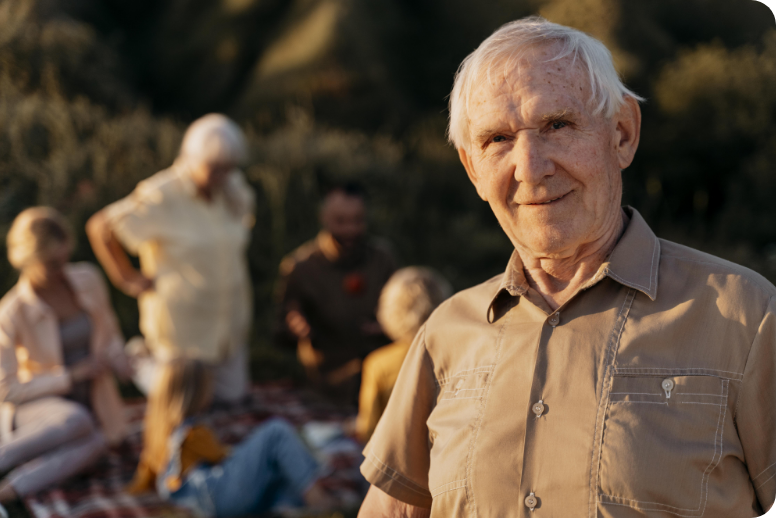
360 17 776 517
87 114 255 404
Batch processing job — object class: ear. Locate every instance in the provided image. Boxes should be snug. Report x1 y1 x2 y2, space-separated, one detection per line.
614 96 642 170
458 147 488 202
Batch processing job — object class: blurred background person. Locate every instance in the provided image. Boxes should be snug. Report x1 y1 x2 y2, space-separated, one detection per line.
355 267 451 443
275 182 396 403
86 114 255 404
0 207 130 507
127 357 335 517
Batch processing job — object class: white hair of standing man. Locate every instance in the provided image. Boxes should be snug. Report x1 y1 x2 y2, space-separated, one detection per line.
448 16 644 151
179 113 248 166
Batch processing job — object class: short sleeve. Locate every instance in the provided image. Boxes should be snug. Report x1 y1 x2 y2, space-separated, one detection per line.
360 325 436 508
103 180 165 255
736 295 776 512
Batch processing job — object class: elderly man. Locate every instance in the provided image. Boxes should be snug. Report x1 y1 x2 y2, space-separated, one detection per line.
359 17 776 518
87 114 255 403
275 182 396 402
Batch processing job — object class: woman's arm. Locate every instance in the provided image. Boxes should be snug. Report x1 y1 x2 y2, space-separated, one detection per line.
358 485 431 518
85 211 153 298
0 312 72 404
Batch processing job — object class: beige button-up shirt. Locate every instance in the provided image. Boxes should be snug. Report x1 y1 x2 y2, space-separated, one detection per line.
105 165 254 363
361 208 776 517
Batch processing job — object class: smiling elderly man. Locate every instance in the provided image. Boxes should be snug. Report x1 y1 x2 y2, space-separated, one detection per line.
358 17 776 518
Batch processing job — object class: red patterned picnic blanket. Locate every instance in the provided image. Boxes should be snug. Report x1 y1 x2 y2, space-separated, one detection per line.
24 385 367 518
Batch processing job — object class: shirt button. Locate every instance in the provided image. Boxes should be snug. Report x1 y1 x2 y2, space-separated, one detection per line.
532 400 545 418
525 492 537 511
548 312 560 327
662 378 675 398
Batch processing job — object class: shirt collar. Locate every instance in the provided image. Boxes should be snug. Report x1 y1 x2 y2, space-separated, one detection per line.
487 206 660 322
17 264 95 323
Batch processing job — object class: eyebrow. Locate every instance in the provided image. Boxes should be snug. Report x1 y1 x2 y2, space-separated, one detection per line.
472 107 580 145
474 129 500 144
541 109 576 121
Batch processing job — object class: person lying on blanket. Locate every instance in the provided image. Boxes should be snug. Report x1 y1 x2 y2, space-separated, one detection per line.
127 358 336 517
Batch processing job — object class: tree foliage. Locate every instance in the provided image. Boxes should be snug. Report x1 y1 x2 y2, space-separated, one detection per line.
1 0 775 356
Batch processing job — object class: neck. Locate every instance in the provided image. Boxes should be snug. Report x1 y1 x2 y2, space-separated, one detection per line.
23 268 65 292
518 209 626 311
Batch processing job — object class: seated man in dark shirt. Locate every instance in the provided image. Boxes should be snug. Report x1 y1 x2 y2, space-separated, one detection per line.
275 183 396 402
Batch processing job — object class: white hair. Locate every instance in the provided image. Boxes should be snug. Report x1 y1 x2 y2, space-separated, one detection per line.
377 267 453 343
448 16 644 150
179 113 248 165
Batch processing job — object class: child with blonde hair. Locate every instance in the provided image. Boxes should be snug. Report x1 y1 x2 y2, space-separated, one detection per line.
128 358 333 516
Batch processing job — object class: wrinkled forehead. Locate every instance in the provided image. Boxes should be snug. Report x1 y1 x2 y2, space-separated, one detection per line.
468 44 593 120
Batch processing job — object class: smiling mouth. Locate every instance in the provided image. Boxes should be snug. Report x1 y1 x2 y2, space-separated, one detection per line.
523 192 570 206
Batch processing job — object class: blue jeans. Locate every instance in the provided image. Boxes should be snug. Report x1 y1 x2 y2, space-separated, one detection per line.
169 418 320 517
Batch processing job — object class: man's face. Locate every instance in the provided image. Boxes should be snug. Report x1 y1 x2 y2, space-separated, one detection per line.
321 191 367 249
190 158 235 194
459 45 640 259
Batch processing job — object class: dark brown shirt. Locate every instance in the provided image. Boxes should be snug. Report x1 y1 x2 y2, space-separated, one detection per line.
276 231 396 373
361 208 776 517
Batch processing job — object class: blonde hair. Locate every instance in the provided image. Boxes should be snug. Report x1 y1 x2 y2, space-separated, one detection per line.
448 16 644 150
7 207 72 270
178 113 247 166
139 358 212 475
377 267 452 343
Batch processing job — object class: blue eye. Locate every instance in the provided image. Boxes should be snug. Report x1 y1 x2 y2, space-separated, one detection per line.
551 121 567 130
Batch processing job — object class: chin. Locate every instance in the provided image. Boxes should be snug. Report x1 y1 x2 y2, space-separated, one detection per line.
515 227 578 257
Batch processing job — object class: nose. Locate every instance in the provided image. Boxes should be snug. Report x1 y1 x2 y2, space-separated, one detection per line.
511 132 554 185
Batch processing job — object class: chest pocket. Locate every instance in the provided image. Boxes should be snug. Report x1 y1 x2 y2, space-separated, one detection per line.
598 375 729 516
427 368 492 498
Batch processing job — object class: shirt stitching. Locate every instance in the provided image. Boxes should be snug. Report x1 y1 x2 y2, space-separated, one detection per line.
588 288 636 518
599 379 728 515
753 461 776 482
650 236 659 294
465 308 510 517
613 367 743 381
435 366 495 386
609 401 667 405
430 479 467 497
755 472 776 490
597 500 708 518
366 453 430 497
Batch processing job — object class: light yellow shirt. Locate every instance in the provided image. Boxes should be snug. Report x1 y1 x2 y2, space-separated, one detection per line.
105 165 254 363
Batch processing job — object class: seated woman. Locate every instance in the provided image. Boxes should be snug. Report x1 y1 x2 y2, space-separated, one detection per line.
0 207 131 510
128 358 335 517
355 267 451 443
